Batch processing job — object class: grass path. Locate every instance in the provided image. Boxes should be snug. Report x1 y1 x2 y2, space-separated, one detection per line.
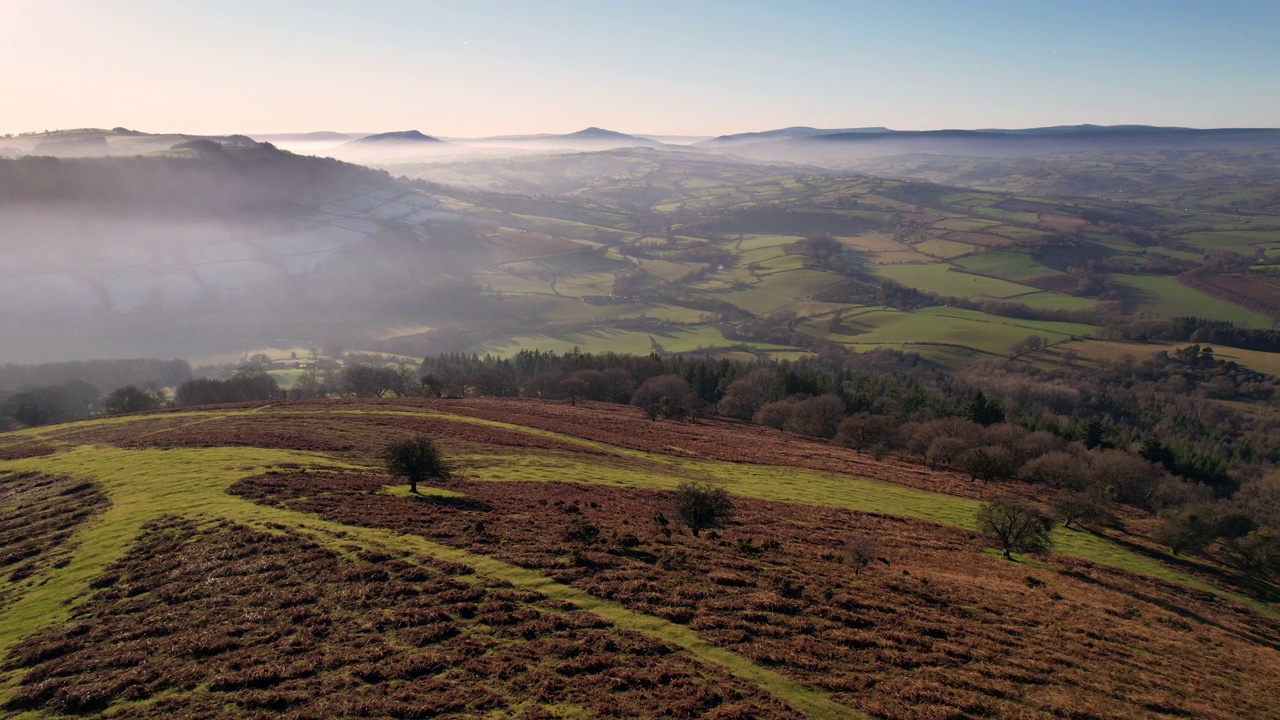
0 445 861 720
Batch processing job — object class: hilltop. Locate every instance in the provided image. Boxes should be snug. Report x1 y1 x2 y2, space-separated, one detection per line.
346 130 449 145
0 397 1276 719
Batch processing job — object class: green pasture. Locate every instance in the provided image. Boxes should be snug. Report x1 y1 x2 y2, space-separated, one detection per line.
1202 345 1280 377
1007 290 1099 311
548 271 621 298
810 306 1094 355
481 325 737 357
734 234 804 252
838 232 908 252
710 286 797 315
873 263 1034 299
751 268 850 300
951 251 1067 282
500 249 630 277
969 207 1041 225
1112 274 1274 328
912 237 977 260
930 218 999 232
634 257 705 282
1179 231 1280 255
985 225 1046 240
938 192 993 206
477 271 556 295
751 254 809 274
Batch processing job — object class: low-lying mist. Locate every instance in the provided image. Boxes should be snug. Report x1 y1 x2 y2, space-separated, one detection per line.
0 145 497 364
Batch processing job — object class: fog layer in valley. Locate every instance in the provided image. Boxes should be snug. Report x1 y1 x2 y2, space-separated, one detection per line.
0 139 493 363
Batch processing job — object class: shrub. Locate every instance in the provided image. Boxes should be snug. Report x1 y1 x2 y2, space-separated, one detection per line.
562 519 600 544
845 535 879 577
673 481 733 537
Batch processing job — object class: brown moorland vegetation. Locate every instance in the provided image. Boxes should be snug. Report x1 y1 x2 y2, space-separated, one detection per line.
4 516 802 719
230 470 1280 720
0 472 107 611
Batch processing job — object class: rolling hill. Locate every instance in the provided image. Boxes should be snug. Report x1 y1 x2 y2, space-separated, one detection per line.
0 398 1276 719
695 125 1280 164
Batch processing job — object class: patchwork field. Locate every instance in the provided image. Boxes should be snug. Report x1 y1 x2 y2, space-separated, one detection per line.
2 399 1277 719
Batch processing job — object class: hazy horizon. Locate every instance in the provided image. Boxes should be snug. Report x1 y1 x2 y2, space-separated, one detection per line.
3 0 1278 137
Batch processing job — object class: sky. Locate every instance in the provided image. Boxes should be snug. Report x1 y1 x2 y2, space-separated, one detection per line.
2 0 1277 137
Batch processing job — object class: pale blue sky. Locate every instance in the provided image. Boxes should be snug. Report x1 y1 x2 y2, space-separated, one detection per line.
2 0 1276 136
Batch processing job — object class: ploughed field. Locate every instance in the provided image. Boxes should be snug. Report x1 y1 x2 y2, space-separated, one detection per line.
0 398 1278 719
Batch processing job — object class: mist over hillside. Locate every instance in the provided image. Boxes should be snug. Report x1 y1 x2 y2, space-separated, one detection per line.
3 124 1280 366
0 139 492 363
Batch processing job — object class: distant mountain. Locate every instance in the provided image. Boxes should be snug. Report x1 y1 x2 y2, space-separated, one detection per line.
462 128 666 150
697 126 890 146
697 124 1280 163
347 130 448 145
561 127 639 141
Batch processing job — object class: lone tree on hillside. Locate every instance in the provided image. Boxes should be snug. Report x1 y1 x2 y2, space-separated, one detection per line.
977 498 1053 560
673 481 733 537
103 385 162 415
845 534 879 577
382 434 450 494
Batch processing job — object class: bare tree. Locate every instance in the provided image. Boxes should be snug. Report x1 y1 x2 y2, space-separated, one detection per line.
846 535 879 577
977 499 1053 560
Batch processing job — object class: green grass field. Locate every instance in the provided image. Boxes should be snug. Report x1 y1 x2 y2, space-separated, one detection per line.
873 263 1034 299
912 237 978 259
930 218 999 232
806 306 1095 355
952 251 1067 282
1112 274 1275 327
481 325 745 357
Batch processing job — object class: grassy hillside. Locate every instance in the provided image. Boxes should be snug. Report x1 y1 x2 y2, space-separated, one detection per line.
1 399 1277 719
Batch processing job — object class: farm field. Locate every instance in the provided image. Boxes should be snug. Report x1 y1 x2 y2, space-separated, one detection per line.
872 263 1032 299
1113 274 1275 328
1 399 1278 719
1035 337 1280 377
809 307 1094 356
